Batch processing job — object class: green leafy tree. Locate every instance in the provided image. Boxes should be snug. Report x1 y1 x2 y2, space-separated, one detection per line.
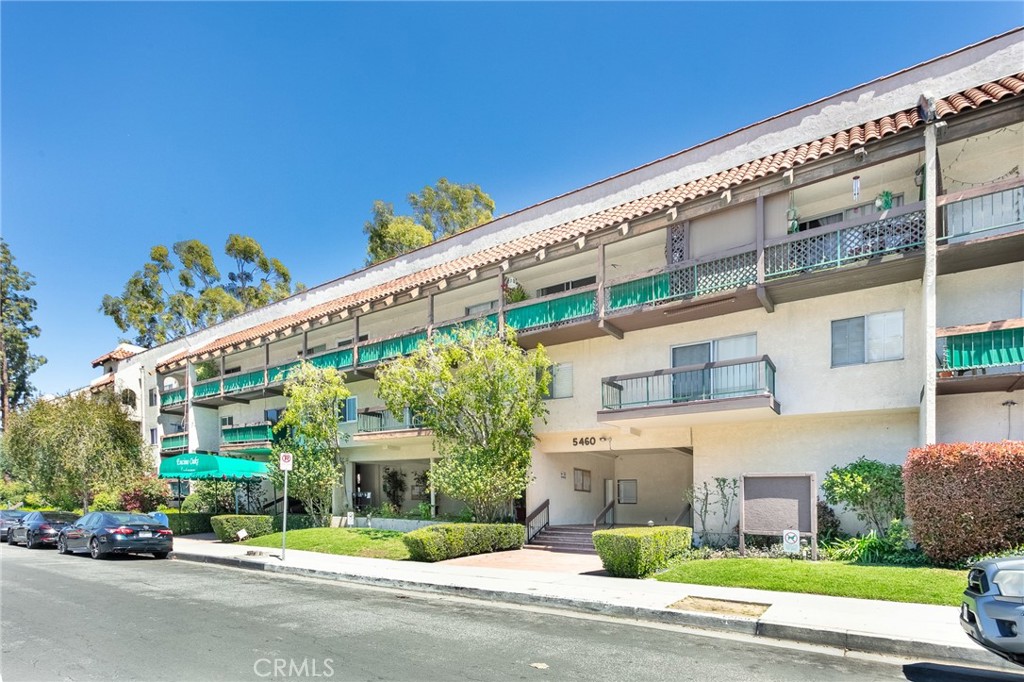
269 362 351 526
101 235 303 347
408 178 495 239
364 179 495 265
822 457 905 534
1 392 148 514
363 201 433 265
376 324 550 522
0 239 46 431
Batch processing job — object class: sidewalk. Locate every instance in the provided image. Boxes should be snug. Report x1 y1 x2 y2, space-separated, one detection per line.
171 535 1013 672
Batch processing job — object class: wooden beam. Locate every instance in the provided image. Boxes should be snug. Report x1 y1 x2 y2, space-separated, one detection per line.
598 319 624 340
756 285 775 313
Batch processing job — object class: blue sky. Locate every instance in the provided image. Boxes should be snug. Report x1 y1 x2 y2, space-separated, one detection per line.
2 2 1021 396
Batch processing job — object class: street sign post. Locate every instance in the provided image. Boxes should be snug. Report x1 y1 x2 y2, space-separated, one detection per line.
279 452 293 561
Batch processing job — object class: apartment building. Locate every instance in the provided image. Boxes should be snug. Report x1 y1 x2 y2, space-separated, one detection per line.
92 30 1024 536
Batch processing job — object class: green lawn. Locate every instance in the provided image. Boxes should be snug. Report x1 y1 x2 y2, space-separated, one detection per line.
241 528 410 561
656 558 965 606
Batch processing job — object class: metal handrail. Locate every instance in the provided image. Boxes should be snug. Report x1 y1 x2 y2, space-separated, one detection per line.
602 354 775 385
525 499 550 543
593 500 614 529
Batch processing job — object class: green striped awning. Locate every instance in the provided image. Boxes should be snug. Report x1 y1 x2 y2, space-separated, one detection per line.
158 453 268 481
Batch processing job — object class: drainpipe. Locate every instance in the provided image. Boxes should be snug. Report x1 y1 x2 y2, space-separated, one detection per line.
920 94 938 446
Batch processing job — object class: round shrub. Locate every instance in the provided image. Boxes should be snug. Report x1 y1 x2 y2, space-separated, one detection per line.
822 457 904 534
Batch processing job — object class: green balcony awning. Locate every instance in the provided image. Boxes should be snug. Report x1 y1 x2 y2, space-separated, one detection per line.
158 453 269 481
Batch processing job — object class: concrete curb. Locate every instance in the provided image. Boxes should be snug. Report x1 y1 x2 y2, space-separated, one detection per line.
171 551 1005 669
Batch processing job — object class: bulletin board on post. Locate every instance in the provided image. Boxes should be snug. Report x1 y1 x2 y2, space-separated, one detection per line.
739 473 818 560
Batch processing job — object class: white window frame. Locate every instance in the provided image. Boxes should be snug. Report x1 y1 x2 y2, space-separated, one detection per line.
544 363 573 400
831 310 904 367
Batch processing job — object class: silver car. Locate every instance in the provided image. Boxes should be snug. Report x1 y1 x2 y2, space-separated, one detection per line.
961 556 1024 666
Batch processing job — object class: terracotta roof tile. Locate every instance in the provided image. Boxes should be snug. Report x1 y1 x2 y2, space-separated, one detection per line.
156 72 1024 371
91 347 137 367
90 373 115 391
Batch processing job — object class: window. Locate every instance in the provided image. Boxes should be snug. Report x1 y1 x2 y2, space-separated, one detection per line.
149 428 158 445
573 468 591 493
305 344 327 356
832 311 903 367
617 479 638 504
537 276 596 298
798 194 905 232
265 408 285 424
545 363 573 400
342 397 358 423
148 389 158 407
169 480 190 500
465 300 498 316
671 334 757 401
220 416 234 427
224 366 241 375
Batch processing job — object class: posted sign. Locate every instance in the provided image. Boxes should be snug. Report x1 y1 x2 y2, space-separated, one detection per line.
783 529 800 554
279 452 293 471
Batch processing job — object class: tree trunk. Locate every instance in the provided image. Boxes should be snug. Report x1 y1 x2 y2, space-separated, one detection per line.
1 334 9 432
82 490 90 516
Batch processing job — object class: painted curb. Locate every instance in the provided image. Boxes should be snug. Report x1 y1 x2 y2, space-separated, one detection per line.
171 551 1009 670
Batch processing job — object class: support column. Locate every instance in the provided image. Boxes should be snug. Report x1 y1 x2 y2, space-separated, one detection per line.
920 123 938 446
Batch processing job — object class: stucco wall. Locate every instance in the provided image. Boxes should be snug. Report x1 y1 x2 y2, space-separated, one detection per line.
692 411 918 534
937 263 1024 327
611 452 693 526
937 390 1024 442
689 203 756 258
529 450 616 526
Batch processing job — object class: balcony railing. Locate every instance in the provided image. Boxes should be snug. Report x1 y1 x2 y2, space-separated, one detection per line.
606 248 758 312
938 323 1024 372
765 204 926 280
433 314 498 342
267 361 300 384
505 287 597 332
223 369 267 394
601 356 777 410
160 388 186 408
192 379 222 400
358 329 428 366
356 408 424 433
941 184 1023 241
160 433 188 451
222 424 276 445
309 347 354 371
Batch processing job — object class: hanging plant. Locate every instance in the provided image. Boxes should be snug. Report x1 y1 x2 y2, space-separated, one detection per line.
502 276 529 303
875 191 893 211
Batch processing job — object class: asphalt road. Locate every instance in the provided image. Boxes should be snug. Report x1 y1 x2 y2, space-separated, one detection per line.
1 545 1018 682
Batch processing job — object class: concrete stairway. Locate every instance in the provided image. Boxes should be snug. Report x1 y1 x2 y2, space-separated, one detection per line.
525 525 599 554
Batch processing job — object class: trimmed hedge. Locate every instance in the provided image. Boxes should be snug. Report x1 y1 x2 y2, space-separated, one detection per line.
593 526 693 578
211 515 274 543
904 441 1024 564
403 523 524 562
271 514 323 532
161 513 215 536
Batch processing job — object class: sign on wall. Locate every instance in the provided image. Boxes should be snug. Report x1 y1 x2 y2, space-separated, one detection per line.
739 473 818 560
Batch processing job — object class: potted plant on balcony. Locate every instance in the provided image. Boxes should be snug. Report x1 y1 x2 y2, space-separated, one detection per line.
502 276 529 304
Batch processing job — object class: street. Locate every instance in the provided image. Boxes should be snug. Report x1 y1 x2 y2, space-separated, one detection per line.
0 545 1015 682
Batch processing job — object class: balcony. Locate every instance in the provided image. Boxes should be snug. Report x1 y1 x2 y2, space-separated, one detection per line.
221 423 279 455
355 407 426 435
505 288 597 334
357 329 428 367
160 388 186 413
937 182 1024 275
433 314 498 342
160 433 189 453
937 320 1024 395
223 369 267 395
193 379 222 400
597 355 780 428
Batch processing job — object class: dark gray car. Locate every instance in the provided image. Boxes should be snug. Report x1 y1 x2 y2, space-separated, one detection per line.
58 511 173 559
0 510 28 541
7 511 79 548
961 556 1024 666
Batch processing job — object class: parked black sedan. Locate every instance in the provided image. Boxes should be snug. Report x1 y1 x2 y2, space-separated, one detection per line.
7 511 80 548
58 511 173 559
0 510 28 541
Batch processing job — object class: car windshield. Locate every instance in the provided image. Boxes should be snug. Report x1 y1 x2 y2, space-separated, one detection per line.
41 513 79 523
106 512 162 524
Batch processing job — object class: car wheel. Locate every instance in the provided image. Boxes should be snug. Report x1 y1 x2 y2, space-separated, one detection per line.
26 532 38 549
6 532 14 546
152 551 169 560
89 538 103 560
57 536 69 555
